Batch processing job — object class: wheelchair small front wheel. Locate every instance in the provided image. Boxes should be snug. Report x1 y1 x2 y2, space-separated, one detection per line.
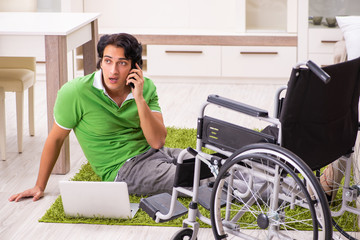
170 228 197 240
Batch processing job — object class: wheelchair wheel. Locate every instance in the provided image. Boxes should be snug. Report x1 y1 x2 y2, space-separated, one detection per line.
170 228 196 240
210 143 332 240
326 156 360 240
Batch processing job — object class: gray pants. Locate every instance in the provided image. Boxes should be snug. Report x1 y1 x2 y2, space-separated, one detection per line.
114 147 193 196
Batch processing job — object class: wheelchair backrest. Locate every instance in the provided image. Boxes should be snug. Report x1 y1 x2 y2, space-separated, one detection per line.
279 57 360 170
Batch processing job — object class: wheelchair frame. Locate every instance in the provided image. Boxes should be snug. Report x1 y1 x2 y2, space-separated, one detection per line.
199 95 332 240
325 153 360 240
139 59 360 239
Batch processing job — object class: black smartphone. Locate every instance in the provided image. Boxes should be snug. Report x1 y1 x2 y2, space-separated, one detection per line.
129 80 135 89
129 59 142 89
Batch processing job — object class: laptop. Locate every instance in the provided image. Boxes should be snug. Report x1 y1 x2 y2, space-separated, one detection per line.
59 181 139 219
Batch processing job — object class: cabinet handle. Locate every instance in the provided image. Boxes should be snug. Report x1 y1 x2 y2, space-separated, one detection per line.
240 51 278 55
321 40 338 44
165 50 203 54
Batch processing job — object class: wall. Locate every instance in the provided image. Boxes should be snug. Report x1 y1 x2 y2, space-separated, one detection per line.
37 0 61 12
83 0 239 32
0 0 37 11
246 0 287 31
0 0 82 13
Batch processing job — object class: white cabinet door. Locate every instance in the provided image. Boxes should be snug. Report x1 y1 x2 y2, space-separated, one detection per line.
308 28 343 67
308 28 343 54
222 46 297 78
147 45 221 77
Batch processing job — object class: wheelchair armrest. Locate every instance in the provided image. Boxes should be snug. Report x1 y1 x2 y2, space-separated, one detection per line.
207 94 268 118
186 147 198 157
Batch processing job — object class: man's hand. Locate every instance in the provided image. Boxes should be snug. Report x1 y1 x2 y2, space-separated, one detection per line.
8 186 44 202
126 63 144 99
9 123 70 203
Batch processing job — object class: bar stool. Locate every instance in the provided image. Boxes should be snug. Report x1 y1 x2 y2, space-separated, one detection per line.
0 57 36 160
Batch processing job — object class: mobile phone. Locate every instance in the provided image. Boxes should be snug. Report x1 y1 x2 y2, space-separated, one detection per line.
129 81 135 89
129 59 142 89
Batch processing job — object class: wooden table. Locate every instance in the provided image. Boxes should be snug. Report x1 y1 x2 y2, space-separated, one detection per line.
0 12 100 174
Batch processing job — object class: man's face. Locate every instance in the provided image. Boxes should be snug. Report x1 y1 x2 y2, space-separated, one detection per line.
100 45 132 93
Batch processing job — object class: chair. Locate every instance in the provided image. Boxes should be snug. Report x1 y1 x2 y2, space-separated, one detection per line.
0 57 36 160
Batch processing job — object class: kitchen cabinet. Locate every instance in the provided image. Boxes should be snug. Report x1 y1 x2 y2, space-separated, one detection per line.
308 27 343 67
222 46 296 78
69 0 307 82
147 45 221 77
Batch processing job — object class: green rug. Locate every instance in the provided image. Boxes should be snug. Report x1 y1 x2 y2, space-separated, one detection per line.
39 127 211 227
39 127 357 232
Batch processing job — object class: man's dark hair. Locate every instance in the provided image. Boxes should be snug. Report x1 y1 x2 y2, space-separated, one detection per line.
96 33 143 69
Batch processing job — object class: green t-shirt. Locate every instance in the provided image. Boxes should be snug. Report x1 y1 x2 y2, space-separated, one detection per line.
53 70 161 181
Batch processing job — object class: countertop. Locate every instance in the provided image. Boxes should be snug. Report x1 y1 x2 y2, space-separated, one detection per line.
100 28 297 46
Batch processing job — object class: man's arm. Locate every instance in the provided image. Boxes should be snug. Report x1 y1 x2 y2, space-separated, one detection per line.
137 100 167 149
9 123 70 202
128 64 167 149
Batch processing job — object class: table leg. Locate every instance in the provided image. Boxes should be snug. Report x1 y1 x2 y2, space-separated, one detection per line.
44 20 98 174
83 19 98 75
0 87 6 160
45 35 70 174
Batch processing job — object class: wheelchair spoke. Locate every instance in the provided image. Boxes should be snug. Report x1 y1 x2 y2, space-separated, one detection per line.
326 156 360 240
210 146 332 240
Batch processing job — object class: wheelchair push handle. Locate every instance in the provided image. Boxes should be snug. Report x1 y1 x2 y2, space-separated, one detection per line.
306 60 331 84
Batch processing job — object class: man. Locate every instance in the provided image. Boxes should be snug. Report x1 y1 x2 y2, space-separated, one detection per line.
9 33 191 202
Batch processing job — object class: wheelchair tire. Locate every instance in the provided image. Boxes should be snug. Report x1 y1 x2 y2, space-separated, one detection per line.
210 143 332 240
332 218 357 240
326 156 360 240
170 228 197 240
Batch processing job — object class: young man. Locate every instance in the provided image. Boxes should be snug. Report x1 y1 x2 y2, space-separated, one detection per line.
9 33 192 202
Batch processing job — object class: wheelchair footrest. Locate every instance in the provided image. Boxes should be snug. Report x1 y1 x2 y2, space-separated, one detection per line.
198 184 227 210
139 193 188 222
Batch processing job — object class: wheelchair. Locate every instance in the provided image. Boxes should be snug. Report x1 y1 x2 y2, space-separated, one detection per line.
140 56 360 240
